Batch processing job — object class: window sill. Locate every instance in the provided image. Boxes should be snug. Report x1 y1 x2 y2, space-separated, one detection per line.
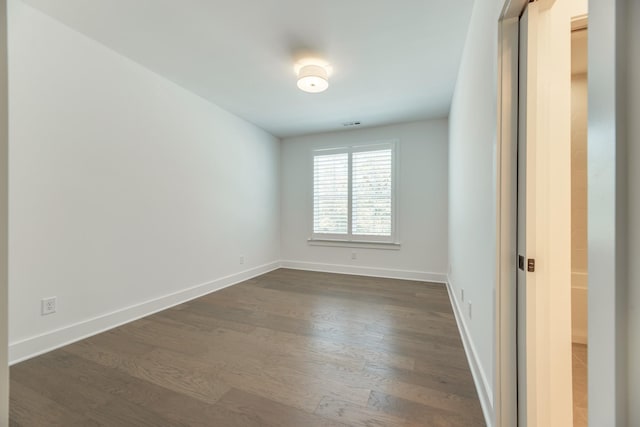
307 238 401 250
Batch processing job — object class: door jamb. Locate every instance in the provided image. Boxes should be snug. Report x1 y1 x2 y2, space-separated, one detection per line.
495 0 527 426
0 0 9 425
497 1 585 426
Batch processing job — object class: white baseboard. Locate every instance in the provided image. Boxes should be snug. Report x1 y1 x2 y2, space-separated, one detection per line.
446 276 494 427
9 261 281 365
280 260 447 283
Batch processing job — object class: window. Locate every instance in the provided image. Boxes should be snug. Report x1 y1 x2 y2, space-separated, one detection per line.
312 141 397 243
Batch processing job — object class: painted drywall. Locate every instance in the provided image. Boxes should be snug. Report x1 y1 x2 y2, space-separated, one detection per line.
0 0 8 423
447 0 505 420
7 0 280 361
280 120 448 280
626 0 639 423
588 0 629 424
588 0 640 426
571 73 588 344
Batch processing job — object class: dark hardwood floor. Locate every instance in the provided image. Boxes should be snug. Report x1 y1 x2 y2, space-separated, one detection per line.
9 268 485 426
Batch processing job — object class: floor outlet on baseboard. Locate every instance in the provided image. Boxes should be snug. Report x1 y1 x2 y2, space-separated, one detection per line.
41 297 57 315
468 301 472 319
239 255 245 265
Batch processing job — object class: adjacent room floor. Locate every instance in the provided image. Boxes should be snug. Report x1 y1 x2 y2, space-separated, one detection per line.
572 343 588 427
9 269 485 426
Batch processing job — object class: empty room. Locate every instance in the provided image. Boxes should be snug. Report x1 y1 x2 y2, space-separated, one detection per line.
1 0 639 426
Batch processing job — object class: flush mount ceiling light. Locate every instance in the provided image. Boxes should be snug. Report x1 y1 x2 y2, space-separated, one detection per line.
296 63 330 93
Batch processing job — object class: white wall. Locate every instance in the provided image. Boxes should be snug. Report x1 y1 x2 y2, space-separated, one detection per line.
626 0 639 423
447 0 504 421
8 0 280 362
0 0 8 423
588 0 630 424
280 120 448 281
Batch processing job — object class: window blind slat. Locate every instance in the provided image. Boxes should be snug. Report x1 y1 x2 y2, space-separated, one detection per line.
352 149 392 236
313 153 349 234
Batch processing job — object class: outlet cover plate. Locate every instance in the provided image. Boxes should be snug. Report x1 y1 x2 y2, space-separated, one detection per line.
41 297 57 315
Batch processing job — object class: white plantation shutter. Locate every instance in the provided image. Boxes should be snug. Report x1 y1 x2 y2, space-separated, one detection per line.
313 152 349 234
312 142 396 242
352 148 393 236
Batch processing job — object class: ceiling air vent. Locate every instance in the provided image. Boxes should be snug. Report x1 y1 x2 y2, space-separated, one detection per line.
342 121 362 127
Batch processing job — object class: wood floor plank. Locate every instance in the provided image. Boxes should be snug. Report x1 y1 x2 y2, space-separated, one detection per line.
48 351 177 408
10 356 113 415
87 396 187 427
262 279 450 312
211 349 372 412
64 338 230 405
152 307 257 334
9 382 90 427
214 388 349 427
202 291 377 336
363 363 477 399
10 268 484 426
114 318 212 357
367 390 485 426
314 396 412 427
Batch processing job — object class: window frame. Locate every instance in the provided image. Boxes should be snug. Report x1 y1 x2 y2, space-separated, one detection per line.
310 140 399 246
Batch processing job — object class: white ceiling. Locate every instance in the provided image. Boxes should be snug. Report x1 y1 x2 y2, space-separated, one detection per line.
22 0 474 138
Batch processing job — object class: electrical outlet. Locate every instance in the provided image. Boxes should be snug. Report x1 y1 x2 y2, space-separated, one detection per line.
239 255 245 265
461 288 465 301
41 297 57 315
468 301 472 319
351 252 357 260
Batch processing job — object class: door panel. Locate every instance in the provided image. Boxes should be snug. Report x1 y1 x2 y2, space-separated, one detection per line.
516 7 528 426
517 4 537 426
515 1 578 425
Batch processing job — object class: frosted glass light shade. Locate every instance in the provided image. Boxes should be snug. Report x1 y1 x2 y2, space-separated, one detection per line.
297 64 329 93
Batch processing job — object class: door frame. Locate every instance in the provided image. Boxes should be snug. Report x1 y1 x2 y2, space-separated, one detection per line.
0 0 9 425
497 0 588 426
495 1 526 426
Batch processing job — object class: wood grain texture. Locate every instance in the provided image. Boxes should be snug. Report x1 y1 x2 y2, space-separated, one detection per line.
10 268 485 426
572 343 587 427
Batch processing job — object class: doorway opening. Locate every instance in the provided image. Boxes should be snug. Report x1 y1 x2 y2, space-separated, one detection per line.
570 18 588 427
